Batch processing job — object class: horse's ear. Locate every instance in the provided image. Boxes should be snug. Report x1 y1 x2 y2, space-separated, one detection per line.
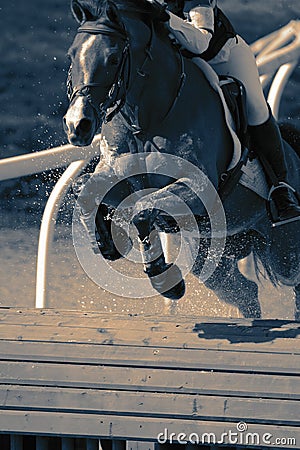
104 1 125 31
71 0 87 24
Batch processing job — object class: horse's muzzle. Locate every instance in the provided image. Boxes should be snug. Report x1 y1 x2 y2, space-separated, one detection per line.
63 96 101 146
63 116 95 146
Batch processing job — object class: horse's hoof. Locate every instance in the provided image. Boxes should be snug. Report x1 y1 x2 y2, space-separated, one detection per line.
161 279 186 300
148 263 185 300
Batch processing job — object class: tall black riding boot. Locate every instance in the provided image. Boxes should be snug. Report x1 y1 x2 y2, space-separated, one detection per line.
248 111 300 225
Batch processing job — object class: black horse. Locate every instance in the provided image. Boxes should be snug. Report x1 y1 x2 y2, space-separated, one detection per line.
64 0 300 318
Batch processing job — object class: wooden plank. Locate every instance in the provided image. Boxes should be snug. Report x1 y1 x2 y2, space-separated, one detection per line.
1 308 298 329
0 340 298 374
0 361 299 399
0 385 298 425
0 313 299 350
0 310 299 358
0 323 299 354
0 312 194 329
1 310 299 335
0 410 299 447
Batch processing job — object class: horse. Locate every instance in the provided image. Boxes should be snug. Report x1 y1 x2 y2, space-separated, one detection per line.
63 0 300 319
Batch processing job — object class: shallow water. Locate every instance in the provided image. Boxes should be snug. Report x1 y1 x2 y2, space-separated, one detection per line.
0 199 295 319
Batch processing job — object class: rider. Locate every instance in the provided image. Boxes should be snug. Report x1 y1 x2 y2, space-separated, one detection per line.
152 0 300 225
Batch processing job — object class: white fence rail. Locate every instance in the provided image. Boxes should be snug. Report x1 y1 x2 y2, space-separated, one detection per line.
0 21 299 308
0 139 100 181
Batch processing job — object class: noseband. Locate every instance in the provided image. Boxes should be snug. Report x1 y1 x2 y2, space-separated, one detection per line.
67 22 131 127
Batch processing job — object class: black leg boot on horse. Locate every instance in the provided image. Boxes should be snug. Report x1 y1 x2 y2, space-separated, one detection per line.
132 209 185 300
248 110 300 227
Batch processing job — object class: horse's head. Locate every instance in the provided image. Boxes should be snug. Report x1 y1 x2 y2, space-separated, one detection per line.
63 1 130 146
64 0 183 146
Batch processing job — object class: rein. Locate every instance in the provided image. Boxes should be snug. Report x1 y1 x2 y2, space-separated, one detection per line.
67 16 186 132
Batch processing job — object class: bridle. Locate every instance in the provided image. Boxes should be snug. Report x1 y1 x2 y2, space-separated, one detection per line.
67 15 186 133
67 22 132 128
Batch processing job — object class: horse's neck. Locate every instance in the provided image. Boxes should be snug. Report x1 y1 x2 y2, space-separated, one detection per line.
124 18 182 132
123 18 215 137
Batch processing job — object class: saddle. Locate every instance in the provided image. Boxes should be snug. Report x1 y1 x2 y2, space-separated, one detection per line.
217 75 250 200
219 75 248 147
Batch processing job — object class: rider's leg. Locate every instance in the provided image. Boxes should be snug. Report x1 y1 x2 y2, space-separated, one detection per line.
211 36 300 223
248 112 300 222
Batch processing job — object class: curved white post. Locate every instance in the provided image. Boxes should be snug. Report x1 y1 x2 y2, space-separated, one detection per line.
267 62 298 119
254 20 299 96
35 159 89 308
250 23 292 56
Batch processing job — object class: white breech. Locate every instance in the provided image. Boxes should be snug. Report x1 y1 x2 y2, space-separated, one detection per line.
209 36 270 126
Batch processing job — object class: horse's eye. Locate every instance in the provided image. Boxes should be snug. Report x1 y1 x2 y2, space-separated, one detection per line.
106 54 120 66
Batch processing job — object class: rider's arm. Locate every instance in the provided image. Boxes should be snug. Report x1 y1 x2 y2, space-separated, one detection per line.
167 2 215 54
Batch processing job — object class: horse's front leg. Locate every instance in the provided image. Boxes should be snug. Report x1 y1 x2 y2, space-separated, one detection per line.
131 176 208 300
132 208 185 300
76 162 122 257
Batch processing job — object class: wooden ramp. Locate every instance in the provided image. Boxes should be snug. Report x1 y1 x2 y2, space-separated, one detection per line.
0 308 299 449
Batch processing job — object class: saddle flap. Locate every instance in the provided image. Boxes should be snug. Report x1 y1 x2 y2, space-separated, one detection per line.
219 75 248 146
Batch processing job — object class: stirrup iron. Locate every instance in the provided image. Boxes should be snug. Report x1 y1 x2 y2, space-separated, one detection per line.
267 182 300 228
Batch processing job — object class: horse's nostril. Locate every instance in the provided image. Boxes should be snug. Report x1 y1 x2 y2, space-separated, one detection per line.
62 117 68 131
79 118 92 133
